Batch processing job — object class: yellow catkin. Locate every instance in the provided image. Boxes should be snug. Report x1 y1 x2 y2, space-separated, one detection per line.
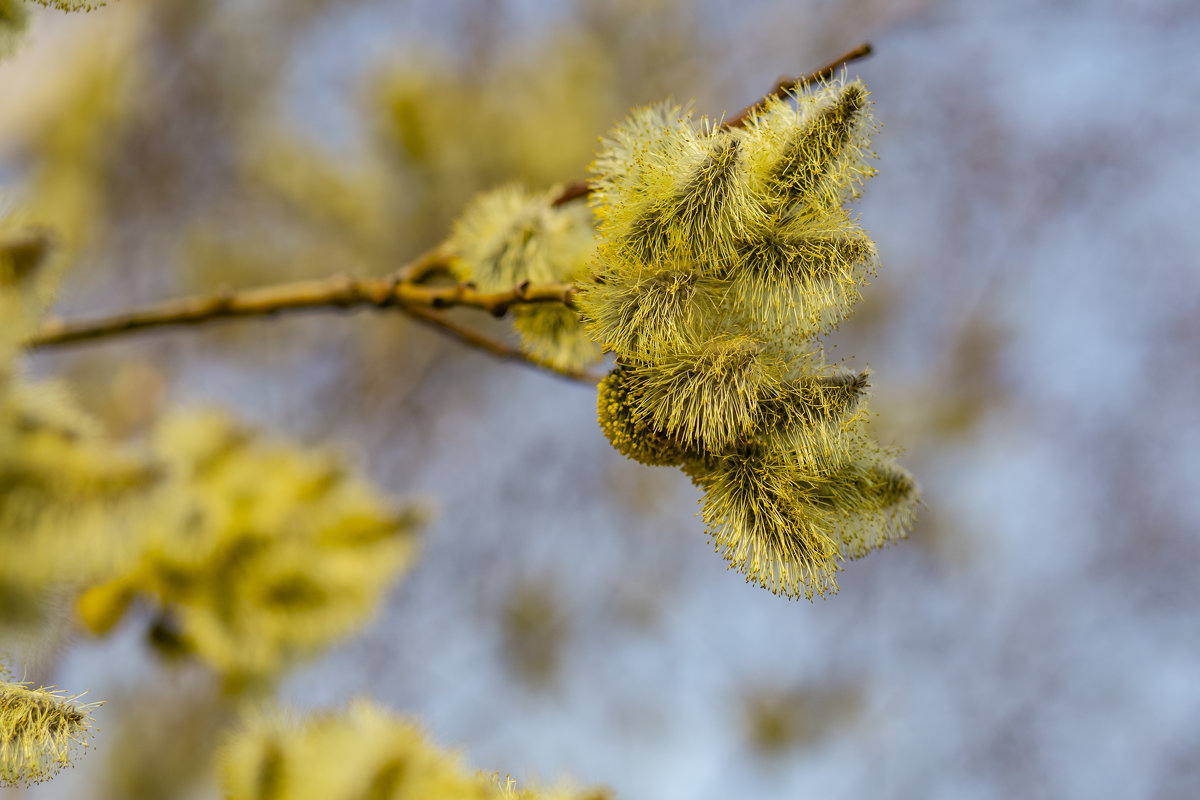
0 1 28 58
77 411 425 683
1 222 158 659
596 368 690 468
448 185 602 371
576 265 720 359
0 680 99 787
220 703 608 800
0 380 157 640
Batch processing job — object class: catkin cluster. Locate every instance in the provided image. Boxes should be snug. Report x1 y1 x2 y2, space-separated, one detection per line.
579 79 918 598
77 412 425 684
220 702 608 800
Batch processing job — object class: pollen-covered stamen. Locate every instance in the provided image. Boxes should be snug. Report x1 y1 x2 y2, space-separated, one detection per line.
449 185 596 296
512 304 602 373
758 370 870 432
621 138 745 267
633 268 700 326
0 681 99 787
628 337 773 449
795 454 918 515
742 229 875 283
577 267 721 358
477 215 545 286
793 233 875 281
699 450 842 600
596 367 693 468
770 83 867 208
670 136 746 261
867 463 919 509
731 222 877 340
623 205 672 265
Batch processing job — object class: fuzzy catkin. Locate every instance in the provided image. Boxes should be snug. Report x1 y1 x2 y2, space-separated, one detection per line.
0 225 160 647
0 681 98 786
76 411 426 684
448 185 602 373
583 78 919 599
220 703 608 800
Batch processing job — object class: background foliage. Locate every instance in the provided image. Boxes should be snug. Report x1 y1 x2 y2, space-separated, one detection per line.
2 0 1199 798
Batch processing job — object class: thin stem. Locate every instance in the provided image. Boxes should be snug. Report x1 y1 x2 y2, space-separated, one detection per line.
27 272 576 349
721 42 873 129
551 42 873 206
551 180 592 207
391 244 454 284
401 305 600 385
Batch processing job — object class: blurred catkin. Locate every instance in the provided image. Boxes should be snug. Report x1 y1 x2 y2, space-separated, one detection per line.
220 702 608 800
0 0 27 58
77 411 426 685
0 226 156 645
448 185 603 372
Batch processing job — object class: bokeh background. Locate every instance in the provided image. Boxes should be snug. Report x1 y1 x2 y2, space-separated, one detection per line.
3 0 1199 797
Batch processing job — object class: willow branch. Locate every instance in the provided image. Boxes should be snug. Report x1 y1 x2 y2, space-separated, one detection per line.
27 273 577 349
401 305 600 385
391 244 453 284
28 45 873 378
551 41 873 206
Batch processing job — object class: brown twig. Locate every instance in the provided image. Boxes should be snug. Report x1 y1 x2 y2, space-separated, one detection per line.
27 272 577 349
721 42 873 129
402 305 600 385
391 244 454 284
551 41 873 206
550 180 593 207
